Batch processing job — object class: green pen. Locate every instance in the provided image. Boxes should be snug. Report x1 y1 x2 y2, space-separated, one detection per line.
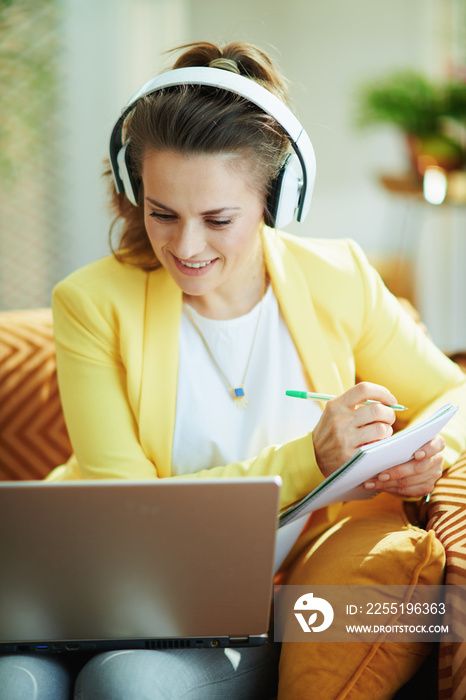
286 390 408 411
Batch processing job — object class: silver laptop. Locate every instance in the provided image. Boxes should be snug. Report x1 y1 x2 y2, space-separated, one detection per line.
0 477 281 653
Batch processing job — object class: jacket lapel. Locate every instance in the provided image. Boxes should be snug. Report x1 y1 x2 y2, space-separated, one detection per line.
139 267 182 478
262 227 344 399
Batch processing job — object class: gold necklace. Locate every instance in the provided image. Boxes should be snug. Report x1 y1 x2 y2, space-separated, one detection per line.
183 275 267 410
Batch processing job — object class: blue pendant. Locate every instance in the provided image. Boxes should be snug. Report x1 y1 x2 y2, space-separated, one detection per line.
231 386 248 409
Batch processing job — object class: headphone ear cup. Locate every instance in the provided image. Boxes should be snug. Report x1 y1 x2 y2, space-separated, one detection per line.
116 141 139 206
266 154 302 229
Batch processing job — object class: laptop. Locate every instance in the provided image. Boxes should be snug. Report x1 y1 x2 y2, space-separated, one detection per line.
0 477 281 654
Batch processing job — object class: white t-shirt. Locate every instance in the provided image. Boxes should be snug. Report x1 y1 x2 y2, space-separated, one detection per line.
172 285 322 476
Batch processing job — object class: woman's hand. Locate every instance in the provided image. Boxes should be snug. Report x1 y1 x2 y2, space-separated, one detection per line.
363 435 445 498
313 382 397 478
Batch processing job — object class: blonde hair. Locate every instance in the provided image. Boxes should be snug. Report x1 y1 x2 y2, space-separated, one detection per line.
108 41 290 270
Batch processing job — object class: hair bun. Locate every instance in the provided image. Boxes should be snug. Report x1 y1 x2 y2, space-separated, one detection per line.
171 41 289 103
208 57 241 74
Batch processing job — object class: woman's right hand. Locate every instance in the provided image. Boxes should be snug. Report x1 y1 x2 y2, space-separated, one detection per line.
312 382 398 478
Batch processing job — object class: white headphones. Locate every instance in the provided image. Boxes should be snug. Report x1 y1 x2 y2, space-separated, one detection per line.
109 66 316 229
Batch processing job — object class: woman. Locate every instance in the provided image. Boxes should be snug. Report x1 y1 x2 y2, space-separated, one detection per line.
2 40 466 700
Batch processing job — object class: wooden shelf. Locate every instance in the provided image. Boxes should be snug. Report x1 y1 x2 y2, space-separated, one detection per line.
379 172 466 205
379 174 423 197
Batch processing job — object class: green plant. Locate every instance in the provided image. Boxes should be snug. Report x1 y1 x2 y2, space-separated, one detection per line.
355 70 466 174
356 70 466 135
356 71 444 136
445 81 466 124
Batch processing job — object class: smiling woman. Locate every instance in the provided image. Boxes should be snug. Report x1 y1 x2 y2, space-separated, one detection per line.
3 39 466 700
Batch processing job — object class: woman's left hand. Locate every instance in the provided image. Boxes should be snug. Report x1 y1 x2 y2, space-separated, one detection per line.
363 434 446 499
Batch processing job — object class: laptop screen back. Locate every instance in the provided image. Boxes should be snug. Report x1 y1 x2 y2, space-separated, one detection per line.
0 478 280 652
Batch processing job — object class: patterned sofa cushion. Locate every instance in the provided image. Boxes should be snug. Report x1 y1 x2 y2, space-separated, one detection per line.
427 452 466 700
0 308 72 480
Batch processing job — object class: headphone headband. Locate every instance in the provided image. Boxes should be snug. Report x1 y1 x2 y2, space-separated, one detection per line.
109 66 316 225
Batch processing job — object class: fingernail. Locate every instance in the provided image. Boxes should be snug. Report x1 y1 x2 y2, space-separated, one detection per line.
365 481 376 489
415 450 426 459
379 473 390 482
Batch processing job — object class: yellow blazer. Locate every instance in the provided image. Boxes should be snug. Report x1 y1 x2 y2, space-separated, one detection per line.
47 227 466 522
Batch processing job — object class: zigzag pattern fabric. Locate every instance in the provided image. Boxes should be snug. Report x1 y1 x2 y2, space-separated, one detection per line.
0 308 72 480
427 453 466 700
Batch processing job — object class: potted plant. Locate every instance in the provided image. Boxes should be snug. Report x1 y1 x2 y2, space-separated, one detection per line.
355 70 466 178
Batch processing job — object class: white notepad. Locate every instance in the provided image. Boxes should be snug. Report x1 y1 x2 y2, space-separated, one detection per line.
279 403 458 528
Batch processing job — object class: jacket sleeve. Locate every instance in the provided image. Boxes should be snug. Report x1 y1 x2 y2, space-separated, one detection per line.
51 278 324 509
348 240 466 469
52 279 156 478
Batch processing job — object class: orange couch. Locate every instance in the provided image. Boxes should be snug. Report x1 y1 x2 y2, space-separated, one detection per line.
1 307 465 699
